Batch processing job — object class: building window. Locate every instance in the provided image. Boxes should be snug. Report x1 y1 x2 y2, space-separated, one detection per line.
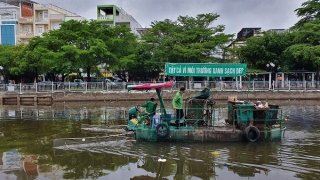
38 27 43 33
43 11 48 18
25 26 30 32
39 12 43 19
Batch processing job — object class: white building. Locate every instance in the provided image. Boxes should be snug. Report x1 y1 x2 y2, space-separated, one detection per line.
0 2 20 45
96 5 143 37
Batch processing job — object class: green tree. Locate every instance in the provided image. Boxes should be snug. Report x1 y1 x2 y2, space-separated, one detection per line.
125 44 157 81
20 36 56 82
293 0 320 29
0 44 25 83
143 13 233 64
285 0 320 82
47 20 137 82
238 31 295 71
284 22 320 81
100 24 138 81
47 20 114 82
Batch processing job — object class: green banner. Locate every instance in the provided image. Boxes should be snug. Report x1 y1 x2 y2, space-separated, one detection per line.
165 63 247 77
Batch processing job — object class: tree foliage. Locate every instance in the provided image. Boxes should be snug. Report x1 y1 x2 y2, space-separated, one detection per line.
0 44 25 83
3 4 320 83
293 0 320 29
239 0 320 74
239 32 295 71
47 20 121 82
20 36 57 82
284 22 320 80
143 13 233 64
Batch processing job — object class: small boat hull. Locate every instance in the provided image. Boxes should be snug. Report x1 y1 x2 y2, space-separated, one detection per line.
134 126 285 142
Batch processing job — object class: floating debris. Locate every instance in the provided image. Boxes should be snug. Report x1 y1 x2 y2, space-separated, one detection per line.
158 158 167 162
210 151 221 155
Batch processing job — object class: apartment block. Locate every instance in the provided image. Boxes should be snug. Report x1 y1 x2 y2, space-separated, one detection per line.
0 3 20 45
227 28 262 59
0 0 86 45
97 5 142 37
18 3 86 44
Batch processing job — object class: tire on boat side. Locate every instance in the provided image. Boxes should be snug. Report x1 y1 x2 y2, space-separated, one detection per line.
244 126 260 142
156 124 170 138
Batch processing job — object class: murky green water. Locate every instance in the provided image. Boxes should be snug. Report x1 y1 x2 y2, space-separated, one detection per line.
0 100 319 180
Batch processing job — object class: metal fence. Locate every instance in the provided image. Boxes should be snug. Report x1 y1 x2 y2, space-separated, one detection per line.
1 80 320 93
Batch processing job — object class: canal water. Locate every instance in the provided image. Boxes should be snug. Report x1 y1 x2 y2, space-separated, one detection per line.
0 100 319 180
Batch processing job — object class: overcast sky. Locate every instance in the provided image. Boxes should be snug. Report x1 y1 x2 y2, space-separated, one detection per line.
35 0 306 35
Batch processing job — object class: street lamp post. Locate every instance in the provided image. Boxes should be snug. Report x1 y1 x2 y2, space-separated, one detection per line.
266 62 275 90
104 64 109 90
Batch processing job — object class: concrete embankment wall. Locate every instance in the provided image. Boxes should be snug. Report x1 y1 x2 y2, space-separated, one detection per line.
51 90 320 101
0 90 319 105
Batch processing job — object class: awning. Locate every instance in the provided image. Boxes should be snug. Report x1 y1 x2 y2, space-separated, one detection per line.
127 82 172 91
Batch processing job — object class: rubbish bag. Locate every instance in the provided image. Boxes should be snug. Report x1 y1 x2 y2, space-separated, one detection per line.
191 88 210 99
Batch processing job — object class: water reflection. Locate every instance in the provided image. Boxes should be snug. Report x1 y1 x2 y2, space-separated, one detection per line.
0 101 319 179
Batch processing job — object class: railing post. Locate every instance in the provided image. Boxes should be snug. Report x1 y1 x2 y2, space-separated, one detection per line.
289 80 291 91
36 83 38 92
52 82 53 93
85 82 87 92
272 80 275 91
305 81 307 91
253 80 255 91
20 83 22 94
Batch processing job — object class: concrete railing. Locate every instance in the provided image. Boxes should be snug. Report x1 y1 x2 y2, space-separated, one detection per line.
18 17 34 23
98 15 114 21
17 32 34 38
1 80 320 94
35 18 49 24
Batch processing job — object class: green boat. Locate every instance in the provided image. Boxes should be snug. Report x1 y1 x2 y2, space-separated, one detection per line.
125 82 286 142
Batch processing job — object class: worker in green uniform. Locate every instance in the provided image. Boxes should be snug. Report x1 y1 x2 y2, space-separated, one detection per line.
140 98 157 116
139 98 157 125
172 87 185 129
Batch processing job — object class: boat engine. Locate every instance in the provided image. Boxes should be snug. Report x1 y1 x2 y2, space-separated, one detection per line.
128 105 140 120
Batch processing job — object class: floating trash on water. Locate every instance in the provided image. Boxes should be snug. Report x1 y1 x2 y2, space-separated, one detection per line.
126 140 136 142
64 142 69 150
210 151 221 155
82 138 85 142
158 158 166 162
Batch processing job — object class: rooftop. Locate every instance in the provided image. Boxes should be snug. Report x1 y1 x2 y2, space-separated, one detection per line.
0 0 36 6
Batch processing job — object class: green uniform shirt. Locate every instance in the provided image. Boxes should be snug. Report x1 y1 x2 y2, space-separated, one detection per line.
172 91 183 109
141 101 156 113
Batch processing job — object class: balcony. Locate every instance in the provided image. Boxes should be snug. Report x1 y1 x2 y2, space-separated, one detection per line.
34 4 49 10
1 14 16 20
98 15 114 21
114 15 132 23
18 32 34 39
34 4 78 17
18 17 34 24
35 18 49 24
50 14 64 21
